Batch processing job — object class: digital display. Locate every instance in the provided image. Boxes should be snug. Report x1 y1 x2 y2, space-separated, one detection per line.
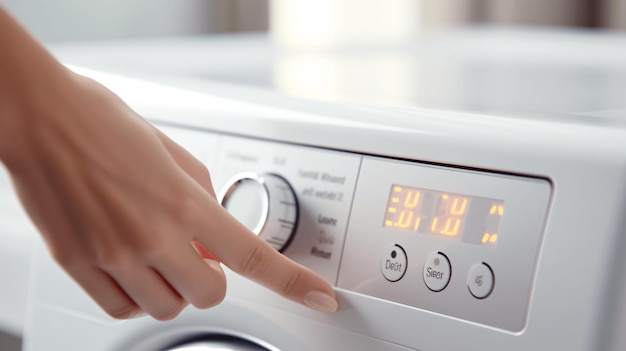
384 185 504 247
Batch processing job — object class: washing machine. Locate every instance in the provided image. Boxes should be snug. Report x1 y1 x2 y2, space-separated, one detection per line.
16 28 626 350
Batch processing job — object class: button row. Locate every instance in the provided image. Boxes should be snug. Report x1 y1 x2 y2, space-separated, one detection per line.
380 244 494 299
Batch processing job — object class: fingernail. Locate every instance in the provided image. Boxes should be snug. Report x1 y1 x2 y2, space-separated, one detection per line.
303 290 338 313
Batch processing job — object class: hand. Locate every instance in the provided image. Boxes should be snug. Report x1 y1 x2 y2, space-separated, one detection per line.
5 71 338 320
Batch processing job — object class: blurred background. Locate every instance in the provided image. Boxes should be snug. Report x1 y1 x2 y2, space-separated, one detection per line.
1 0 625 44
0 0 625 350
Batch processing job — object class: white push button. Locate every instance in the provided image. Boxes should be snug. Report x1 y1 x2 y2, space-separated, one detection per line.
423 252 451 292
467 262 495 299
380 244 407 282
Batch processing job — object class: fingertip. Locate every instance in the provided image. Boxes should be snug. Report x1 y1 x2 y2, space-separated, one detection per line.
303 290 339 313
108 306 145 320
127 309 149 319
151 303 186 321
191 259 227 309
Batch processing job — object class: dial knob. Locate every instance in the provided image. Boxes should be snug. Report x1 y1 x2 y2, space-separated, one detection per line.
219 172 298 252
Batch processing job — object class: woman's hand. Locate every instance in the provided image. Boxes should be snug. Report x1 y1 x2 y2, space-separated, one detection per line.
3 70 338 320
0 6 337 319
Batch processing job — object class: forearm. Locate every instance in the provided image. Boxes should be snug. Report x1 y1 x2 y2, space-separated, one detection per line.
0 6 72 166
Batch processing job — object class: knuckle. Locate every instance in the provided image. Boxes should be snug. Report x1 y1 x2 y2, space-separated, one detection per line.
135 240 171 264
159 189 202 229
140 186 189 228
169 188 197 215
280 269 305 299
236 244 271 279
193 163 212 181
93 249 135 272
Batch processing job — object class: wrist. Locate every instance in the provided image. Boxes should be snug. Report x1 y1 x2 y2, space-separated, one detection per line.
0 6 74 169
0 65 76 169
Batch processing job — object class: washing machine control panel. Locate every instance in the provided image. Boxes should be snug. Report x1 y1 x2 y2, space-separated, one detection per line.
212 135 361 284
337 157 550 332
159 125 551 333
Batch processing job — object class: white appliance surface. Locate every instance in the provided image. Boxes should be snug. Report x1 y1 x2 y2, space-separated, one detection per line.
1 28 625 350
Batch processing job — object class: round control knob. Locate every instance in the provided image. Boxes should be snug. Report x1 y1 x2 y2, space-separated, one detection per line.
219 172 298 252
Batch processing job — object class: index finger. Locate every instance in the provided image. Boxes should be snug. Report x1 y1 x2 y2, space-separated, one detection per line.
196 198 338 313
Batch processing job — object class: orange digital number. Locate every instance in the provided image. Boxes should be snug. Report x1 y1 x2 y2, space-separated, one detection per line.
384 186 423 231
396 210 413 228
404 190 420 209
430 194 468 237
481 202 504 246
431 217 462 236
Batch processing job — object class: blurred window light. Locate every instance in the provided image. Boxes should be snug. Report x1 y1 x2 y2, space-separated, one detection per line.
271 0 420 50
270 0 626 51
